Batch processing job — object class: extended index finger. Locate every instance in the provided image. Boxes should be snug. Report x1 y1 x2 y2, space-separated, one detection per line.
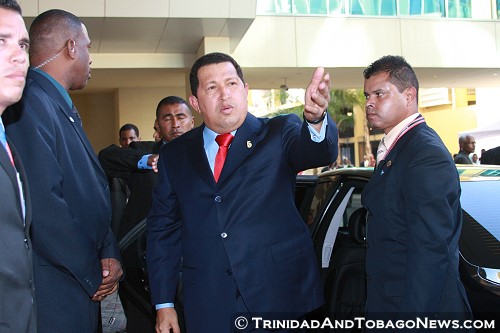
307 67 326 92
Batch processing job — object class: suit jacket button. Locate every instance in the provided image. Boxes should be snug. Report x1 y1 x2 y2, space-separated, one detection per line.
221 232 228 239
215 196 222 203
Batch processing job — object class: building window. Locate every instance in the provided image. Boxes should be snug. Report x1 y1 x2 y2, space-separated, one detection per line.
447 0 471 18
257 0 474 18
398 0 445 17
349 0 397 16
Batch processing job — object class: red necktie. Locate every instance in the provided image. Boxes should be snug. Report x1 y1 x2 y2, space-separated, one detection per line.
214 133 234 182
4 142 14 167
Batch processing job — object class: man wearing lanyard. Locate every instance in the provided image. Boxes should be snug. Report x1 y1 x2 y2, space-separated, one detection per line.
361 55 473 331
0 1 36 331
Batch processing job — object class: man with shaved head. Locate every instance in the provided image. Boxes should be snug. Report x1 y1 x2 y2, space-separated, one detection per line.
454 134 475 164
4 9 122 333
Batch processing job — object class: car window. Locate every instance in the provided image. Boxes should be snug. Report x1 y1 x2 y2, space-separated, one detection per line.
295 180 317 225
309 177 338 230
311 179 367 268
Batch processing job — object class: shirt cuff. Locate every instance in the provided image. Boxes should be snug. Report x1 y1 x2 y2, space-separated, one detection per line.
137 154 153 170
155 303 175 310
307 114 328 142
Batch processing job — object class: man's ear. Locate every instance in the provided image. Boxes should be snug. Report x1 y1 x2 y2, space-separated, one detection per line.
189 95 201 114
406 87 417 105
67 39 76 58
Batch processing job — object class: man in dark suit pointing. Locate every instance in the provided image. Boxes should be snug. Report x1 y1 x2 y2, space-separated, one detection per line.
147 52 338 333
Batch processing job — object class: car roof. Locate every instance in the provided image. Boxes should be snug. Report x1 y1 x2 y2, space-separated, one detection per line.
456 164 500 182
311 165 500 182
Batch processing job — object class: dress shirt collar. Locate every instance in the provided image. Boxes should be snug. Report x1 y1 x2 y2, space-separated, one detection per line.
32 67 73 109
383 113 421 152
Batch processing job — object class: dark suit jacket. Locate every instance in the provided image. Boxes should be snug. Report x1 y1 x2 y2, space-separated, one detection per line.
0 136 36 332
362 121 472 327
99 141 162 240
481 145 500 165
454 150 472 164
147 113 338 333
5 69 120 333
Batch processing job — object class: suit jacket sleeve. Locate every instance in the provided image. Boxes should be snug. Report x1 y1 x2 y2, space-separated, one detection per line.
98 144 147 178
400 145 461 313
284 113 338 173
6 89 115 296
146 150 182 305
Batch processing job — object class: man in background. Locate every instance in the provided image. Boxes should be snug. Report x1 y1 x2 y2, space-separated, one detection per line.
0 1 36 331
105 123 141 235
98 95 194 333
99 96 195 240
481 145 500 165
454 134 475 164
5 9 122 332
119 123 140 148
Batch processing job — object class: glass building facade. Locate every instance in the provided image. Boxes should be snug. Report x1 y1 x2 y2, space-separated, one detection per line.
257 0 488 19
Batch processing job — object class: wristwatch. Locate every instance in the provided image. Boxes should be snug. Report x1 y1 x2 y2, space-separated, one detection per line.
304 110 327 124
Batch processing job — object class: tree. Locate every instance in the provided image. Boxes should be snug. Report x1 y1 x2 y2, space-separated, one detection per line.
327 89 370 164
266 88 372 165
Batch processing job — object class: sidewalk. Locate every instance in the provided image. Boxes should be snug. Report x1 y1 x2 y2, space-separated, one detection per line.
101 291 127 333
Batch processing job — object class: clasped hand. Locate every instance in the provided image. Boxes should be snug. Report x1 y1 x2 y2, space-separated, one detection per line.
92 258 123 302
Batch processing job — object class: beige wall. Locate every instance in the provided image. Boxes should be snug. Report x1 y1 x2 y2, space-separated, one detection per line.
233 16 500 72
73 86 204 153
423 106 477 156
116 87 185 144
72 92 115 153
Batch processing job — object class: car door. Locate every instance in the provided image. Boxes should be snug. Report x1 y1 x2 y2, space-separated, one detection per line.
307 173 370 332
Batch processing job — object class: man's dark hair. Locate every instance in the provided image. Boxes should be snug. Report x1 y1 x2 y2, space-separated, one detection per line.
29 9 82 61
119 123 139 137
363 55 419 102
0 0 22 15
156 96 191 119
189 52 245 97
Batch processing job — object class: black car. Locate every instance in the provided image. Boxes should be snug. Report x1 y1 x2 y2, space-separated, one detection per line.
119 165 500 331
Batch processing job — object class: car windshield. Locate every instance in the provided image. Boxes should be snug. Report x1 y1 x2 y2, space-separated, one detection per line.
460 180 500 242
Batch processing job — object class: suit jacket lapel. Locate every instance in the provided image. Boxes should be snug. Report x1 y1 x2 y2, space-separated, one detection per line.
363 123 424 196
0 145 16 184
63 105 105 176
1 141 30 229
187 125 216 186
10 142 31 231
